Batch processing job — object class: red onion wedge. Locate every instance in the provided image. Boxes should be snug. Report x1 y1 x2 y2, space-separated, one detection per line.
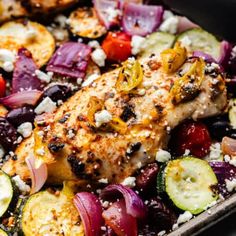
25 154 48 194
177 16 199 33
192 51 217 63
0 90 42 109
122 3 163 36
218 40 233 70
222 136 236 156
102 199 138 236
100 184 146 218
46 42 91 79
74 192 103 236
93 0 120 29
12 48 43 93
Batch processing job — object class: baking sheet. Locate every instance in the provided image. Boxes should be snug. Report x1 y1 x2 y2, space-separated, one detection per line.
168 194 236 236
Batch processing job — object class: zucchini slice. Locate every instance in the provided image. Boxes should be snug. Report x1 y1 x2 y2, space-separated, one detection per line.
176 28 221 60
21 190 84 236
165 157 218 214
139 32 175 59
69 7 107 39
0 228 8 236
156 164 166 194
0 20 55 67
0 170 13 217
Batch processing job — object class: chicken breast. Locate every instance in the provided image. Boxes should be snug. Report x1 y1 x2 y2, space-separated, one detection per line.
2 56 227 185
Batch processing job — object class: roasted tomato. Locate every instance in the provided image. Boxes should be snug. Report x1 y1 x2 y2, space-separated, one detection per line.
0 75 6 98
102 32 131 62
169 121 211 158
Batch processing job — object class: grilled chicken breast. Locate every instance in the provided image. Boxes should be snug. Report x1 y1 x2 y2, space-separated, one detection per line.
2 56 227 185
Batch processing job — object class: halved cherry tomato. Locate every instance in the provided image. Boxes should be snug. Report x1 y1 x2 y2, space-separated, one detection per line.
0 75 6 98
102 199 138 236
102 32 131 62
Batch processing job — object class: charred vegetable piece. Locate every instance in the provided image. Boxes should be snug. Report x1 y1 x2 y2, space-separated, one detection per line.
171 58 205 104
46 42 91 79
0 20 55 67
176 28 221 60
69 7 107 39
116 59 143 93
0 171 14 217
139 32 175 59
165 157 218 214
21 189 84 236
161 42 187 74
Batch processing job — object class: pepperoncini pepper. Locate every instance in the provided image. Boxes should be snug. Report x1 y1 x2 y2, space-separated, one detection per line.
116 59 143 93
161 42 187 74
171 58 205 104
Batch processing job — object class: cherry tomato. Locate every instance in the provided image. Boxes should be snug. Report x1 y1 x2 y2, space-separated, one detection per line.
169 121 211 158
102 32 132 62
102 200 137 236
0 75 6 98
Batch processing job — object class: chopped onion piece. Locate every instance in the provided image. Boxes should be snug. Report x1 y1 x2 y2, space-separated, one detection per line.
122 3 163 36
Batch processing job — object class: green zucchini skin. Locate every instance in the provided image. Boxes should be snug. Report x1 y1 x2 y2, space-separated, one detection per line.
165 157 218 214
156 164 166 195
175 28 221 60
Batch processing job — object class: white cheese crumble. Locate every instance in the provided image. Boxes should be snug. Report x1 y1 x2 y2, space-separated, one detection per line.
88 40 101 49
35 70 53 83
205 62 220 73
94 110 112 127
131 35 146 55
183 149 190 156
82 74 100 87
12 175 30 193
121 176 136 187
157 230 166 236
105 7 121 22
54 14 68 28
156 149 171 163
0 49 16 72
67 129 75 139
162 10 174 21
225 178 236 192
177 211 193 225
159 16 179 34
98 178 109 184
224 155 236 167
179 36 192 47
209 143 222 160
0 145 5 161
91 48 107 67
35 97 57 115
17 122 33 138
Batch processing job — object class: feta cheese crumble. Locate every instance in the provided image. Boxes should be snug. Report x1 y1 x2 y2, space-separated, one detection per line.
12 175 30 193
159 16 179 34
0 145 5 161
98 178 109 184
121 176 136 187
224 155 236 167
105 7 121 22
82 74 100 87
0 49 16 72
94 110 112 127
91 48 107 67
17 122 33 138
177 211 193 225
156 149 171 163
209 143 222 160
35 97 57 115
88 40 101 49
35 70 53 83
225 178 236 192
131 35 146 55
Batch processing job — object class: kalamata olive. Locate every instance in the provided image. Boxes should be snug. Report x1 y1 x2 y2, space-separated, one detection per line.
146 197 177 232
136 163 159 196
6 106 35 127
208 120 231 141
43 85 72 102
0 117 18 151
